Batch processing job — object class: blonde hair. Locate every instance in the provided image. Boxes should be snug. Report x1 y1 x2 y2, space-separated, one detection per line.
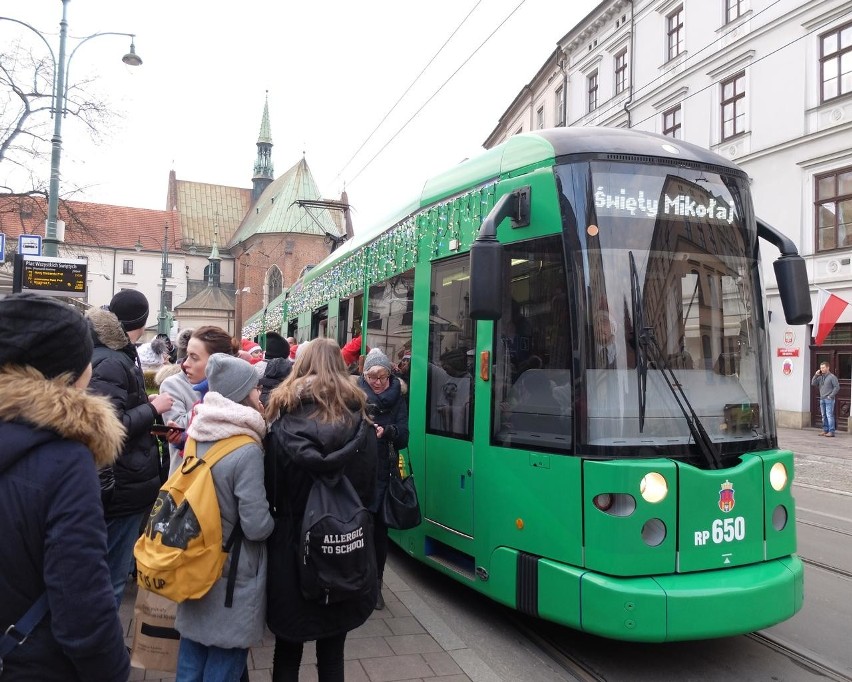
266 337 367 424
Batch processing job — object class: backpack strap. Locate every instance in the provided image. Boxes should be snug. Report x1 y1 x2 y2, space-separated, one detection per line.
181 434 255 608
182 435 256 472
0 594 48 659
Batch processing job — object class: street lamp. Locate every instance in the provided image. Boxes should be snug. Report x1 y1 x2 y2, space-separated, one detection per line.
135 224 172 335
0 1 142 257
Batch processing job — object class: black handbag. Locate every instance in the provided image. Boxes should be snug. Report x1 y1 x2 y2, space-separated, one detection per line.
381 446 422 530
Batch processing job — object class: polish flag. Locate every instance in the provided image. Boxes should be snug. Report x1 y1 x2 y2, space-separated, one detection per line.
812 288 851 346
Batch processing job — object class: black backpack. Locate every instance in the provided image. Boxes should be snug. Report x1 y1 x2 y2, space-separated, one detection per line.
299 473 376 605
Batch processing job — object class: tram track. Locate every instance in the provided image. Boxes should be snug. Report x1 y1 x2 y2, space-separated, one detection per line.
747 632 852 682
509 615 607 682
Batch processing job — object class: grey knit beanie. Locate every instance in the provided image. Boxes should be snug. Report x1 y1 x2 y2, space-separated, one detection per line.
206 353 257 404
363 348 392 374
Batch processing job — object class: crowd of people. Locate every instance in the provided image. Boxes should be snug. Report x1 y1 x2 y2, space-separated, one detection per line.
0 292 411 682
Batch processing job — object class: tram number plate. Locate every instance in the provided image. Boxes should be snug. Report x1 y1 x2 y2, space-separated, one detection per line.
694 517 746 545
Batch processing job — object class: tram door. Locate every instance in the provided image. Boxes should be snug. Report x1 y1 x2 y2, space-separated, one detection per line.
423 256 475 536
810 347 852 432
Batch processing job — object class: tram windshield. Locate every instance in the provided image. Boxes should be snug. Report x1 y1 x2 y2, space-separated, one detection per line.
560 160 773 462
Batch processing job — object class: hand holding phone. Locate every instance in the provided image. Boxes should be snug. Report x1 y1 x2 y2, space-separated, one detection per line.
151 424 184 436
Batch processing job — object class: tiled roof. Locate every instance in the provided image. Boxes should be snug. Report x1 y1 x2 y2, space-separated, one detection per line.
175 284 234 311
0 195 180 251
172 179 252 252
227 158 343 248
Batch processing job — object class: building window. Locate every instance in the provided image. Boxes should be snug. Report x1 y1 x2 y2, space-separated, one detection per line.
663 105 682 138
725 0 743 24
267 265 283 305
515 126 523 136
721 71 745 140
587 71 598 112
163 291 173 312
162 262 173 278
815 166 852 252
820 21 852 103
122 259 134 275
555 85 564 125
667 6 684 61
536 106 545 129
615 49 628 94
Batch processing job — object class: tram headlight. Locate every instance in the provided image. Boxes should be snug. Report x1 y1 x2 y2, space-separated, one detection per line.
639 472 668 503
769 462 788 491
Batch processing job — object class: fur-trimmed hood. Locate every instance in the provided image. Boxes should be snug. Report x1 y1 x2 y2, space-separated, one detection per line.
0 365 125 469
86 307 131 351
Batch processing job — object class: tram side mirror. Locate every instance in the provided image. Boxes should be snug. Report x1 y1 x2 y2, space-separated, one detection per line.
469 188 530 321
757 218 812 326
774 255 812 325
469 238 504 320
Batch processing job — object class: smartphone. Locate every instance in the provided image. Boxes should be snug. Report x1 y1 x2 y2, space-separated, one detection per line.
150 424 184 435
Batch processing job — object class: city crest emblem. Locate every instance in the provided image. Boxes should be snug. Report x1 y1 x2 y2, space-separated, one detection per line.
718 480 735 513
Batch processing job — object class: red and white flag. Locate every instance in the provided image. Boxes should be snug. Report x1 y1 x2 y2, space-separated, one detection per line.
812 287 851 346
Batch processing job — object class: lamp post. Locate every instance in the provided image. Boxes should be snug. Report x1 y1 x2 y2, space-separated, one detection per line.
0 1 142 257
135 224 172 336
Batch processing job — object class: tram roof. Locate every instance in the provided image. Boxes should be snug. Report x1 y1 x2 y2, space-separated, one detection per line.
299 128 742 283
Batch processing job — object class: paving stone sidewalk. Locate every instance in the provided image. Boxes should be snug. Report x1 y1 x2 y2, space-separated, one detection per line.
123 562 499 682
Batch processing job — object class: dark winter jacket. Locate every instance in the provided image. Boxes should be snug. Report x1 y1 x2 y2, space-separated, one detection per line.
259 356 293 407
265 398 377 642
357 375 410 513
86 308 161 517
0 365 130 682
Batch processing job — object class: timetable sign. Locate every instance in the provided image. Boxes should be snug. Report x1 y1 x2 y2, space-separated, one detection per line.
20 255 87 297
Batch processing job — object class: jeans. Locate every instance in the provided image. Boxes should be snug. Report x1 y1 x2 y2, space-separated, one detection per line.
272 634 346 682
105 512 146 608
176 637 248 682
820 397 836 433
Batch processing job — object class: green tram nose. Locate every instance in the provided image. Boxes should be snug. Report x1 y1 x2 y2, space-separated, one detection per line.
570 451 801 640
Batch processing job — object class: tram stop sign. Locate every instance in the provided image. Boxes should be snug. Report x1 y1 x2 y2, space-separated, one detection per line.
13 255 87 298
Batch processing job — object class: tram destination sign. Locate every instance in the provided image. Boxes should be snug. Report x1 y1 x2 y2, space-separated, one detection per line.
16 255 87 298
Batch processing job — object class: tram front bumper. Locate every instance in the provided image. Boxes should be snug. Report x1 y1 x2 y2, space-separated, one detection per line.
540 555 803 642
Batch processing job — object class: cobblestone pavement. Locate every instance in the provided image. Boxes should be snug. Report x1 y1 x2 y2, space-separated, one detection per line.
778 426 852 493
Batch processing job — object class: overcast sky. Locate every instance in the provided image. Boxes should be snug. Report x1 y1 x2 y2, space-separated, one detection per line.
2 0 599 232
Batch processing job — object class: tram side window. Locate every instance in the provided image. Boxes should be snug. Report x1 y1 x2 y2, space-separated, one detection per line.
427 258 474 439
365 269 415 380
492 236 572 453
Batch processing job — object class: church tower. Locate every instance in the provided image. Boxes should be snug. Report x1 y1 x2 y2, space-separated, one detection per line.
252 92 274 203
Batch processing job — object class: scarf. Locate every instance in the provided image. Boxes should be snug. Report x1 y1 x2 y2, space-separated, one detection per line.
187 391 266 443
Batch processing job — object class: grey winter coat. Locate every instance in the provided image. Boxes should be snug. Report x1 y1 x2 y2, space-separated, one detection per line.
174 393 274 649
158 370 201 475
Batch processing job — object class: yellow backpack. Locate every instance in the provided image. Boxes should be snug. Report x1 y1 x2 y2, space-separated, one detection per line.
133 434 255 604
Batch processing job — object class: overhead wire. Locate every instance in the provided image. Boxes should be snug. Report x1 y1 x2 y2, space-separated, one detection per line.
334 0 484 183
346 0 528 187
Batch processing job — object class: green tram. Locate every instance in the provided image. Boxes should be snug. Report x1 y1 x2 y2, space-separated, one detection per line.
245 127 812 641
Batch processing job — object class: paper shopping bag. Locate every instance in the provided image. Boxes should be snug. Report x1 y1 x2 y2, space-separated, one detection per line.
130 589 180 672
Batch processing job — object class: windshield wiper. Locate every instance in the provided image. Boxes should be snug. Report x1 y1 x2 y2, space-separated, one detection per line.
629 252 723 469
629 252 648 431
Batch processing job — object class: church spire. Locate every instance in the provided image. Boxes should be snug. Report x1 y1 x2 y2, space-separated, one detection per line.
252 91 274 203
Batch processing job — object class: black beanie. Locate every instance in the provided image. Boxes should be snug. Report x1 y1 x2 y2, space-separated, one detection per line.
109 289 149 331
264 332 290 360
0 293 94 380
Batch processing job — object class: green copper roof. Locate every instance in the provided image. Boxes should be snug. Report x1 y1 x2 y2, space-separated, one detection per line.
227 157 342 248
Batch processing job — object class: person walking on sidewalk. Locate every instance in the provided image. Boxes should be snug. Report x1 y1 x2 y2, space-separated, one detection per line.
812 361 840 437
264 338 377 682
86 291 174 607
174 353 274 682
0 294 130 681
357 348 409 610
